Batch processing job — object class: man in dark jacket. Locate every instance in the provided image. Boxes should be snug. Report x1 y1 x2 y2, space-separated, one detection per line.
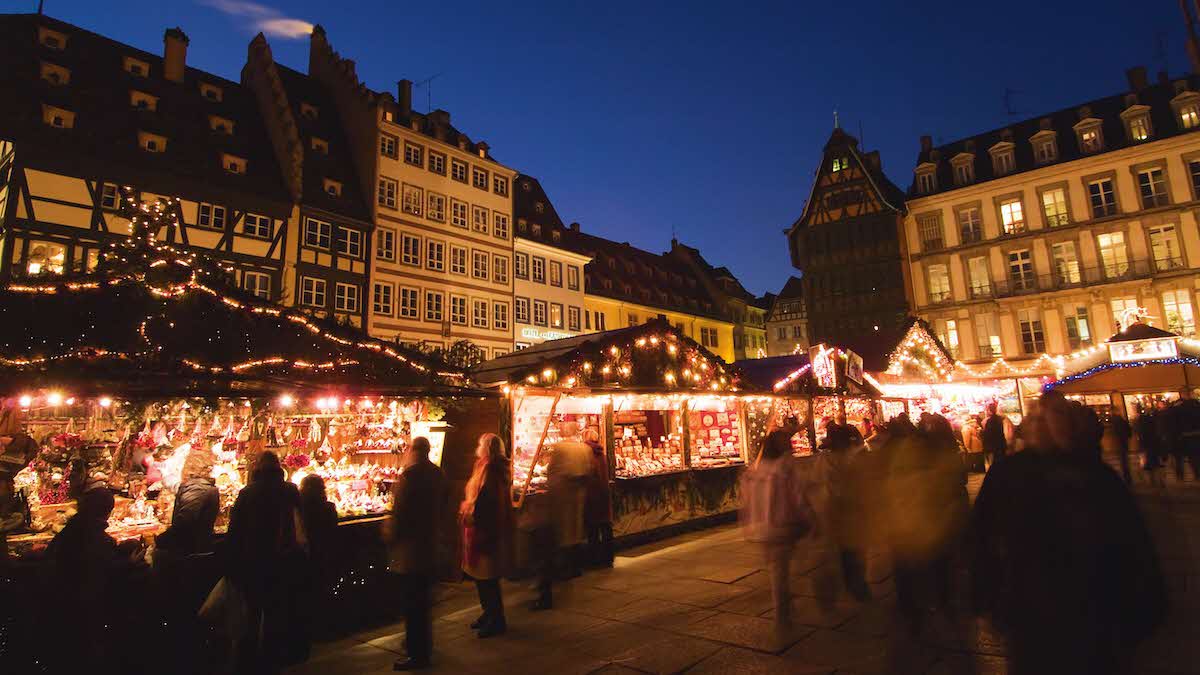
387 436 445 671
1109 409 1133 484
820 414 863 452
981 402 1008 469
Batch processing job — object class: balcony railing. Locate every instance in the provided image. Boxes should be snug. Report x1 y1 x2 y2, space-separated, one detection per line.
929 289 953 304
924 261 1166 307
1044 213 1071 227
960 228 983 244
1154 256 1187 273
968 283 993 300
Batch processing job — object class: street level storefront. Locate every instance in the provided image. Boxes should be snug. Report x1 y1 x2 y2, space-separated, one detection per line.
0 205 492 560
1044 322 1200 418
474 319 762 539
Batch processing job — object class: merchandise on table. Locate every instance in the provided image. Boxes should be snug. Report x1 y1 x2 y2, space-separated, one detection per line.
510 392 604 499
613 409 684 478
686 399 744 469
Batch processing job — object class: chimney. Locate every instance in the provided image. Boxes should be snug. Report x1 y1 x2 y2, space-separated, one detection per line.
163 27 189 84
397 79 412 116
864 150 881 170
1126 65 1149 91
569 222 580 232
919 135 932 152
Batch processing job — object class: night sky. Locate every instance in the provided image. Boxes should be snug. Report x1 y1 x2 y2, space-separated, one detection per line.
24 0 1193 295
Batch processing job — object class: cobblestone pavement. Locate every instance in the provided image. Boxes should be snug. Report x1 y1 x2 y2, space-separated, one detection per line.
289 469 1200 675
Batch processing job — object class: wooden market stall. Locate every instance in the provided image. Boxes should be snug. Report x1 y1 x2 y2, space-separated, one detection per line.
473 319 760 540
0 221 492 559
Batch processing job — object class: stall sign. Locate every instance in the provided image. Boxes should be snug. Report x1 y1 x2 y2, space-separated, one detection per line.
1083 394 1111 406
411 421 448 466
845 349 864 385
1108 337 1177 363
521 327 575 342
810 344 837 389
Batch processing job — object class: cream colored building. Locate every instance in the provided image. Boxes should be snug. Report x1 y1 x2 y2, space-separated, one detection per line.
903 67 1200 376
308 27 517 358
766 277 809 357
513 234 591 349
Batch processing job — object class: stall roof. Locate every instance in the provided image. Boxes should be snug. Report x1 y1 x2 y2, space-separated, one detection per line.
1107 322 1178 343
733 354 809 391
473 318 745 392
0 230 473 397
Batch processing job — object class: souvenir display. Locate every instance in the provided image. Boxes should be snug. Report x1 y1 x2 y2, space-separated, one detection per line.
613 409 684 478
687 406 744 468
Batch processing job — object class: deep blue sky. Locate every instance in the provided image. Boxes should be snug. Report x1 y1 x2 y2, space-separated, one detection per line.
28 0 1193 294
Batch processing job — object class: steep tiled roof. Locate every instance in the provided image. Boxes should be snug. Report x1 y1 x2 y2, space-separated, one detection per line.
0 13 291 215
513 173 731 321
911 70 1200 197
273 64 370 222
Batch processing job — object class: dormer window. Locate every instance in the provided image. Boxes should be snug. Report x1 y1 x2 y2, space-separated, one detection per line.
951 154 974 185
138 131 167 153
989 142 1016 176
222 154 247 174
1075 119 1104 153
381 109 394 123
300 103 318 120
41 104 74 129
1031 131 1058 164
323 179 342 197
38 27 67 50
831 156 850 172
311 137 328 154
209 115 234 134
40 62 69 85
199 83 223 102
124 56 149 78
1179 103 1200 129
1123 105 1152 142
130 90 158 111
915 165 937 193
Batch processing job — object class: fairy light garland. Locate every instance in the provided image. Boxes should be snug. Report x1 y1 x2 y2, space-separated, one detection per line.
885 322 954 381
1042 357 1200 391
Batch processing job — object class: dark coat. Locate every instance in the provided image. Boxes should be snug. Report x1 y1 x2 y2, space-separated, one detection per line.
982 415 1007 455
387 458 445 574
158 478 219 556
584 442 612 526
820 423 862 452
300 498 338 575
224 471 302 603
461 459 513 580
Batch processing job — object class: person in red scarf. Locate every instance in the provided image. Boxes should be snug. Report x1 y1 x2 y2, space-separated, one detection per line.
459 433 514 638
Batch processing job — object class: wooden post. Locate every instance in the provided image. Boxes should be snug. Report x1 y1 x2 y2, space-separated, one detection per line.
514 392 561 509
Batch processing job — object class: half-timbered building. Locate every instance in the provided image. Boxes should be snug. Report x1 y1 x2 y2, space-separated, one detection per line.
785 127 910 345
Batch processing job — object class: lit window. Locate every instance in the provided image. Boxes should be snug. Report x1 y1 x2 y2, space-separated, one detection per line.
130 90 158 111
336 228 363 259
450 200 469 228
1051 242 1081 285
831 157 849 172
401 234 421 266
139 131 166 153
975 313 1002 358
304 217 331 249
100 183 120 210
568 306 581 332
198 203 226 230
300 277 327 308
472 206 489 234
243 213 272 238
1128 115 1151 141
1098 232 1129 278
242 271 271 300
378 177 397 209
1111 297 1139 330
550 303 564 329
1041 188 1069 227
1017 308 1045 354
402 184 423 216
999 198 1025 234
40 62 69 85
1150 225 1183 271
1079 128 1102 153
372 282 394 316
425 291 444 322
200 83 223 102
334 282 359 313
567 265 580 291
380 134 398 159
427 193 446 222
1180 104 1200 129
24 240 65 276
376 228 396 262
223 154 247 174
1163 290 1196 336
450 295 468 325
41 104 74 129
533 300 548 326
927 264 950 303
124 56 149 77
210 116 234 134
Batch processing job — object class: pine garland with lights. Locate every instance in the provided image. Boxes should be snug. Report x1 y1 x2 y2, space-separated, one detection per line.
0 191 464 394
885 319 955 381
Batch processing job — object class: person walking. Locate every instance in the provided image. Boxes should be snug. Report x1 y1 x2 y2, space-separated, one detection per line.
1134 405 1166 488
813 412 879 606
981 403 1008 469
1109 409 1134 485
224 451 308 674
741 430 815 630
884 414 969 635
969 396 1166 675
536 419 591 608
386 437 445 671
819 413 863 452
460 433 513 638
1172 397 1200 481
582 427 614 568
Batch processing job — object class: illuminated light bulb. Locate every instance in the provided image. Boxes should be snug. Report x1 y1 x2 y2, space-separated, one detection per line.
582 362 593 371
610 347 620 357
243 400 252 407
601 366 611 374
343 399 351 406
65 397 76 405
46 392 64 406
542 368 554 379
278 394 295 407
99 397 113 408
19 395 33 407
526 375 537 384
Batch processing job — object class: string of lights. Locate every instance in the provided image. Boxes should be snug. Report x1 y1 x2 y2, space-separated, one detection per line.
1042 356 1200 391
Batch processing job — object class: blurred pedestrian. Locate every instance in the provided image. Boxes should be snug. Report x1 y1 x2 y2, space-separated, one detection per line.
299 474 339 637
1168 397 1200 481
981 402 1007 469
1134 405 1166 487
819 413 863 451
225 451 308 674
969 395 1166 675
582 427 614 568
741 430 815 629
812 413 880 606
537 419 591 608
1109 408 1133 485
884 414 969 634
460 433 513 638
386 437 445 670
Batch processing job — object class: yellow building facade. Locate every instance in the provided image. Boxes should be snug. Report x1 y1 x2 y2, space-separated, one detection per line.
904 69 1200 378
583 294 736 363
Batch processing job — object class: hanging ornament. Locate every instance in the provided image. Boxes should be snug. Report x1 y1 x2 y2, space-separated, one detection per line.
308 418 322 444
266 416 280 447
152 421 168 447
236 420 250 443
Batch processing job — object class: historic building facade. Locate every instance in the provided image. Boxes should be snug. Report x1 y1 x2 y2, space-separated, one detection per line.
0 14 371 324
308 26 518 358
765 276 809 356
786 128 910 347
904 67 1200 373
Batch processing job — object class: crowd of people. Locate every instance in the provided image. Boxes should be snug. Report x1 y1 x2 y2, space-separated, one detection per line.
741 392 1170 675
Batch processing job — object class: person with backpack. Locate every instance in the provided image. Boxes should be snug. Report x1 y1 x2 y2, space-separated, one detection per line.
741 430 816 629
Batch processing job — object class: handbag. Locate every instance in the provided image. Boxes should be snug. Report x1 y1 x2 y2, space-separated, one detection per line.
198 576 249 639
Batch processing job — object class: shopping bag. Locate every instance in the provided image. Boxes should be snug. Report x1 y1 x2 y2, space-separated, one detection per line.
198 576 249 639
